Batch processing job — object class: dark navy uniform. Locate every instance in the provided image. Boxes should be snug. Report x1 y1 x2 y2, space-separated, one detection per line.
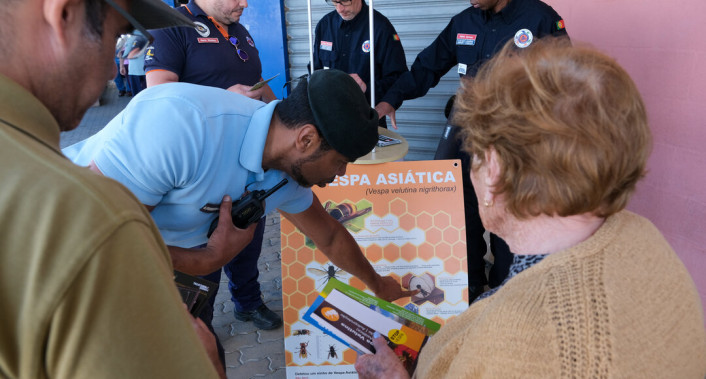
313 2 407 119
144 2 263 88
382 0 567 109
382 0 567 300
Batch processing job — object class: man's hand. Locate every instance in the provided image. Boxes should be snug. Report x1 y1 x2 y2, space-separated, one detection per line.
375 102 397 129
355 334 410 379
371 275 418 302
349 73 367 93
227 83 265 100
205 195 257 268
189 310 226 378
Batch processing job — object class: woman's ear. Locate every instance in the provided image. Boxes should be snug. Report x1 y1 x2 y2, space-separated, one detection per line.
484 147 501 195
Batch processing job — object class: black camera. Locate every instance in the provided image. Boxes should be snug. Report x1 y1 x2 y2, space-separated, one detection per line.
207 178 288 238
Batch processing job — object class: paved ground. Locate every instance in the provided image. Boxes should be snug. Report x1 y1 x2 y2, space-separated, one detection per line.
61 82 287 379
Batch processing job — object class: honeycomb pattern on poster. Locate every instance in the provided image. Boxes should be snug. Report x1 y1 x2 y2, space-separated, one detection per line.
281 196 467 366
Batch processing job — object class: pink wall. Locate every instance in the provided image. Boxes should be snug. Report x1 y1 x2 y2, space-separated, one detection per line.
545 0 706 317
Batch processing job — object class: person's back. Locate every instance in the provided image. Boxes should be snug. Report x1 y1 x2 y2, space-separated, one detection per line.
414 211 706 377
0 72 217 378
0 0 222 376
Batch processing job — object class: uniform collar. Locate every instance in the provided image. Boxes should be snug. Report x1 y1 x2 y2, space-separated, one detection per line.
482 0 520 24
185 1 208 19
239 100 280 181
337 2 369 29
0 73 63 156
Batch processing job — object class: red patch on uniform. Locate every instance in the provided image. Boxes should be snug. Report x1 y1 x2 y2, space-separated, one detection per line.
197 38 219 43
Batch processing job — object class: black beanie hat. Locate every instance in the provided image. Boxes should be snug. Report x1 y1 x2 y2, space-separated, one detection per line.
307 69 379 161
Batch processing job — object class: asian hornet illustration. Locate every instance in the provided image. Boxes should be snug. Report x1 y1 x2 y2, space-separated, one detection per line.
295 341 309 359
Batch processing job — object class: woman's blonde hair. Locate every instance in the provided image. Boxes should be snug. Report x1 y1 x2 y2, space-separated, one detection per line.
454 37 651 218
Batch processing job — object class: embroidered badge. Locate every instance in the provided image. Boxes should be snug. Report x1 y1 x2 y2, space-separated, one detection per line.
456 33 477 46
144 46 154 61
458 63 467 75
246 36 255 47
320 41 333 51
393 34 400 41
194 21 210 37
514 29 533 48
197 38 219 43
362 40 371 53
556 20 565 30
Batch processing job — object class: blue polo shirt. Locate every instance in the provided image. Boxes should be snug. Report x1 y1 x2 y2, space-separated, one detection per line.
144 1 262 89
381 0 568 108
63 83 313 248
313 3 407 105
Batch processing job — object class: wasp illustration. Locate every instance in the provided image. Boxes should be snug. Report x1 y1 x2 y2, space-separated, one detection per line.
295 341 309 359
307 263 349 287
292 329 311 336
328 344 338 359
408 274 435 299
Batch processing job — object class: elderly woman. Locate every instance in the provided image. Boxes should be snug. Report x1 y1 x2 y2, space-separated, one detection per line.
356 38 706 378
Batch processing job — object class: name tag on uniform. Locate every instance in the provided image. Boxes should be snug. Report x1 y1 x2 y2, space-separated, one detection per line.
197 38 219 44
456 33 477 46
458 63 467 75
320 41 333 51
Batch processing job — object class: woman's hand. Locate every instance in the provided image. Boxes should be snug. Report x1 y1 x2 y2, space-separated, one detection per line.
355 334 411 379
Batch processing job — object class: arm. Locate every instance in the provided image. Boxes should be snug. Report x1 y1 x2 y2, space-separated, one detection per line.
146 69 179 87
47 220 221 378
89 163 255 276
374 17 408 103
380 17 461 110
281 194 416 302
166 195 257 275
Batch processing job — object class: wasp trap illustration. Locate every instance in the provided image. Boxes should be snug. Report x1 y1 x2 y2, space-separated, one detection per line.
402 273 445 305
305 200 372 248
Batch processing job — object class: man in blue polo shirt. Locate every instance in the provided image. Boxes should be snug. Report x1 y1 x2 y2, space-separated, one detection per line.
64 69 415 368
375 0 568 302
143 0 278 336
313 0 407 128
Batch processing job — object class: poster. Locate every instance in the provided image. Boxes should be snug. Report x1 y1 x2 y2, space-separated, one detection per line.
281 160 469 378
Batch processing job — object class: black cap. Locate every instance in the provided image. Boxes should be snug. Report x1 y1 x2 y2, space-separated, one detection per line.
307 69 379 161
131 0 194 29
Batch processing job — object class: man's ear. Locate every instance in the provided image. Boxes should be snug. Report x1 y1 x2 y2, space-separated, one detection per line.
43 0 84 47
294 124 321 153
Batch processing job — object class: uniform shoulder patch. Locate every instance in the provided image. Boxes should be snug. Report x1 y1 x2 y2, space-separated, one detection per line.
514 29 533 48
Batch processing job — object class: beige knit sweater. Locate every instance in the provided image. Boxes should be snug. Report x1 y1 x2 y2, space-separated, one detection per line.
415 211 706 378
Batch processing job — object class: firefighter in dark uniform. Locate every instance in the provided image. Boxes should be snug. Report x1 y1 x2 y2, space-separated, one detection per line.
376 0 568 302
313 0 407 128
142 0 280 370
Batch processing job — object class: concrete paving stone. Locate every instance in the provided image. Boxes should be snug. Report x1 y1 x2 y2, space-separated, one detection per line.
256 328 286 344
230 358 274 378
224 350 243 368
221 330 259 353
240 340 285 362
229 319 260 335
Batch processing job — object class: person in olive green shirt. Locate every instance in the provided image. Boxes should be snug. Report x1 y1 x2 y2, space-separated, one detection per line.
0 0 231 377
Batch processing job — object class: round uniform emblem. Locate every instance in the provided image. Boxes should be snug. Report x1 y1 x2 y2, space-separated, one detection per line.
194 21 210 37
362 40 371 53
246 36 255 47
514 29 533 48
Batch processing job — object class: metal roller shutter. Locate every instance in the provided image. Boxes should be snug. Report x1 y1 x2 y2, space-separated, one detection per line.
283 0 468 161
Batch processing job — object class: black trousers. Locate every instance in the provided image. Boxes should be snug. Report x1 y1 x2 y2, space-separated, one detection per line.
434 124 512 290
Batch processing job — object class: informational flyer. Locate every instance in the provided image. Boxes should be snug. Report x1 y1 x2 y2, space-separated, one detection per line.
281 160 469 379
